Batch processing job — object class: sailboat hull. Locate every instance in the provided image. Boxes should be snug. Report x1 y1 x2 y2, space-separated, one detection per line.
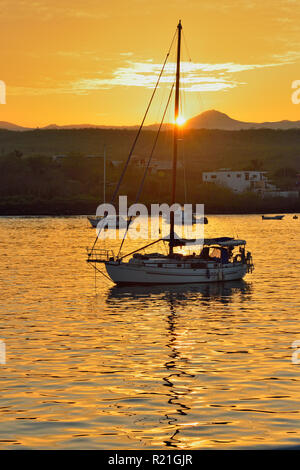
105 261 248 285
87 216 129 229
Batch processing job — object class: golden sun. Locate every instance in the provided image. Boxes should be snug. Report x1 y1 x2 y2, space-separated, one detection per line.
176 116 186 126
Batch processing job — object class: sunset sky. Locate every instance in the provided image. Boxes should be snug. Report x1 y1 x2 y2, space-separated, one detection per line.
1 0 300 126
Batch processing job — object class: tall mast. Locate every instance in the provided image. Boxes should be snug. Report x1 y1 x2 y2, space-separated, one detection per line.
103 144 106 204
169 19 182 255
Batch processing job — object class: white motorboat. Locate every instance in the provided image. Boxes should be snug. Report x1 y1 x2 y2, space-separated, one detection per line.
87 21 254 285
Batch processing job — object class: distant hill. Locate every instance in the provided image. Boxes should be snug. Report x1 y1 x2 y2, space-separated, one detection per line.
0 122 135 131
1 110 300 131
42 123 133 130
0 121 31 131
185 110 300 130
0 127 300 175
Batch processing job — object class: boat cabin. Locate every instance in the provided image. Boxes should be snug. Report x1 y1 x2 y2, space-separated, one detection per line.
128 237 248 269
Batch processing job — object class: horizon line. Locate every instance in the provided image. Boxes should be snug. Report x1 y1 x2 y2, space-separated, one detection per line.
1 109 300 130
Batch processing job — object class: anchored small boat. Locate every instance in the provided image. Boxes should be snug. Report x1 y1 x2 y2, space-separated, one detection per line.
262 215 285 220
87 214 131 229
87 21 254 285
163 210 208 225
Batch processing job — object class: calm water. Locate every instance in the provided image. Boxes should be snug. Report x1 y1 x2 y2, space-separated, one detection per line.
0 214 299 449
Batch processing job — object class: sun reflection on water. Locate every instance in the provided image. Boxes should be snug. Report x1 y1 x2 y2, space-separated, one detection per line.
0 215 299 449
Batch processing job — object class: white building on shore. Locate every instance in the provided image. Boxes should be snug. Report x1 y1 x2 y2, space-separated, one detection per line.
202 169 274 194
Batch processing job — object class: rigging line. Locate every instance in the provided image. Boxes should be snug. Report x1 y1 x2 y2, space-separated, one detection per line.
183 28 207 118
178 47 187 205
88 262 114 284
117 82 175 258
119 238 163 261
183 28 207 117
109 29 177 206
182 30 192 63
136 84 175 204
88 29 177 254
182 135 187 204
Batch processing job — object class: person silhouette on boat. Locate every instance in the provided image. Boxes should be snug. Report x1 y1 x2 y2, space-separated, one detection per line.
221 247 229 264
199 247 210 260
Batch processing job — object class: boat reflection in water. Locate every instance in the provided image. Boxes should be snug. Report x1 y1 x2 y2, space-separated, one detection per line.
107 280 252 306
106 281 252 448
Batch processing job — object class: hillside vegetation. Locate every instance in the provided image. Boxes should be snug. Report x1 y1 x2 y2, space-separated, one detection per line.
0 128 299 214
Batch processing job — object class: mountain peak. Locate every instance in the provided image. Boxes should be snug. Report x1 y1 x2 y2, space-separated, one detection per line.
185 110 300 130
186 109 244 130
200 109 228 117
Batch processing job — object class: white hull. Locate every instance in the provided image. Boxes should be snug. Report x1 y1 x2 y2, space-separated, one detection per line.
105 261 247 285
88 216 128 229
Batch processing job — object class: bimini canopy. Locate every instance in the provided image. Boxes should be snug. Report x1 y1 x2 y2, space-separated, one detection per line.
162 235 246 247
203 237 246 247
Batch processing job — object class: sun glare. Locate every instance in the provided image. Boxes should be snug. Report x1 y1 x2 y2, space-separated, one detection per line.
176 116 186 126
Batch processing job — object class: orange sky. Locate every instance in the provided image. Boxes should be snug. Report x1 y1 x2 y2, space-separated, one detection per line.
1 0 300 126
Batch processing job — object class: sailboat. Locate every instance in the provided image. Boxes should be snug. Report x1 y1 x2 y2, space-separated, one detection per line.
87 146 133 229
87 145 107 228
87 20 254 285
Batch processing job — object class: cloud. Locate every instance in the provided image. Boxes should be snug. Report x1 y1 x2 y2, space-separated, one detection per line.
8 54 297 97
271 51 300 63
68 59 289 94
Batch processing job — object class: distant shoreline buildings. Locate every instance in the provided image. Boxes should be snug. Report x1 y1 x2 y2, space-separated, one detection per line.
202 169 299 198
50 154 299 199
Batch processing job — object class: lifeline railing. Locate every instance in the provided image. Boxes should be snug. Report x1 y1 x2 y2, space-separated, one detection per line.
86 248 115 263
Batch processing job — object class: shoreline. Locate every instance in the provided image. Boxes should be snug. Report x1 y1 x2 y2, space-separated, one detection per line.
0 198 299 217
0 210 299 217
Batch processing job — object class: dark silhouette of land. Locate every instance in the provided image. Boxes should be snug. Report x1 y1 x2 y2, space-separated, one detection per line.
2 109 300 132
0 126 299 215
